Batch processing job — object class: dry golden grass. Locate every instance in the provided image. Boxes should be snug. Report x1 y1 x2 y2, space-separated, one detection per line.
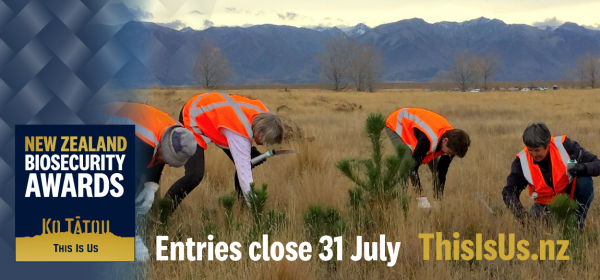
138 88 600 280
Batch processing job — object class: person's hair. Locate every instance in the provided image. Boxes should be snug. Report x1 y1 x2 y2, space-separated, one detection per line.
522 122 551 148
444 129 470 158
252 113 284 145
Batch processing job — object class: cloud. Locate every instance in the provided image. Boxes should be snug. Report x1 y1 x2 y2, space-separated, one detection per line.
157 20 187 30
532 17 564 27
583 24 600 30
582 23 600 30
532 17 600 30
225 7 243 13
128 6 153 20
189 10 204 15
309 17 349 28
277 12 309 21
204 20 215 28
223 9 277 17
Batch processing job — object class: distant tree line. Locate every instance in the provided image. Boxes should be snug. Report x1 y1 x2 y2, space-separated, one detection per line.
432 51 500 92
317 36 383 92
561 53 600 89
441 50 599 91
192 37 598 91
576 53 600 89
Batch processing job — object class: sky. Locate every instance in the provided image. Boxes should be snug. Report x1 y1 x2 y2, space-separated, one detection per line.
119 0 600 30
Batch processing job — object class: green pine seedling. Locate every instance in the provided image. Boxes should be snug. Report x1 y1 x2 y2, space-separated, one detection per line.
549 194 584 263
203 222 219 241
548 194 579 237
400 193 411 218
220 193 237 233
337 112 415 225
303 204 347 244
243 182 287 245
158 197 173 225
247 182 268 225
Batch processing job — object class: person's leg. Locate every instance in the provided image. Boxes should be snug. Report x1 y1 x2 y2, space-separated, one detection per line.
164 146 205 212
572 176 594 230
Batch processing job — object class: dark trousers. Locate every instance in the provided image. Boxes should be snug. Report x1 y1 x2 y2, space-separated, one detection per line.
165 108 262 212
529 176 594 229
163 144 262 212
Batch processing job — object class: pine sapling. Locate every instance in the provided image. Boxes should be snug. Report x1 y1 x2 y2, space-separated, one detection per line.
220 193 237 233
244 183 287 244
548 193 588 263
247 182 268 225
337 113 414 203
549 194 580 238
303 204 347 244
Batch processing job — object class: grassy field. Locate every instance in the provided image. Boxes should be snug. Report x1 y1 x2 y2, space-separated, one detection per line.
138 88 600 279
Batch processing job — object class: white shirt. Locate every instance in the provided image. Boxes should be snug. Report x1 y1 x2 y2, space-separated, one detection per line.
220 128 254 199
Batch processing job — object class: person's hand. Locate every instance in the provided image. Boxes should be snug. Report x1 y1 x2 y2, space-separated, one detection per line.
567 163 586 177
251 157 267 167
242 192 252 208
250 147 267 167
135 236 150 261
136 182 159 214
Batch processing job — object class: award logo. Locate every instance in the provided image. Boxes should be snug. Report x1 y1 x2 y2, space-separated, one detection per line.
15 125 135 261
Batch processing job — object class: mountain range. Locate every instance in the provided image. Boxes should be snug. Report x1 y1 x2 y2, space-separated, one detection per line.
110 17 600 87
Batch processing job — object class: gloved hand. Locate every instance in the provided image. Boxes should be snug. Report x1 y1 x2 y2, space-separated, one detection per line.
136 182 159 214
416 195 431 209
567 163 586 177
250 146 267 168
243 192 252 207
251 157 267 168
135 236 150 261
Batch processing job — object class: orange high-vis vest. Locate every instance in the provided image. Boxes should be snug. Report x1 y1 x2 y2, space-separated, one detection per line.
516 135 571 205
182 92 268 149
385 108 453 164
94 102 180 165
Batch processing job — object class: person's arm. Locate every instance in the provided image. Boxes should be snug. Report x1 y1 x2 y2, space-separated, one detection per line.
434 155 453 196
409 128 431 191
135 137 164 195
502 158 529 218
411 128 431 169
134 137 164 214
564 138 600 177
222 128 254 200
